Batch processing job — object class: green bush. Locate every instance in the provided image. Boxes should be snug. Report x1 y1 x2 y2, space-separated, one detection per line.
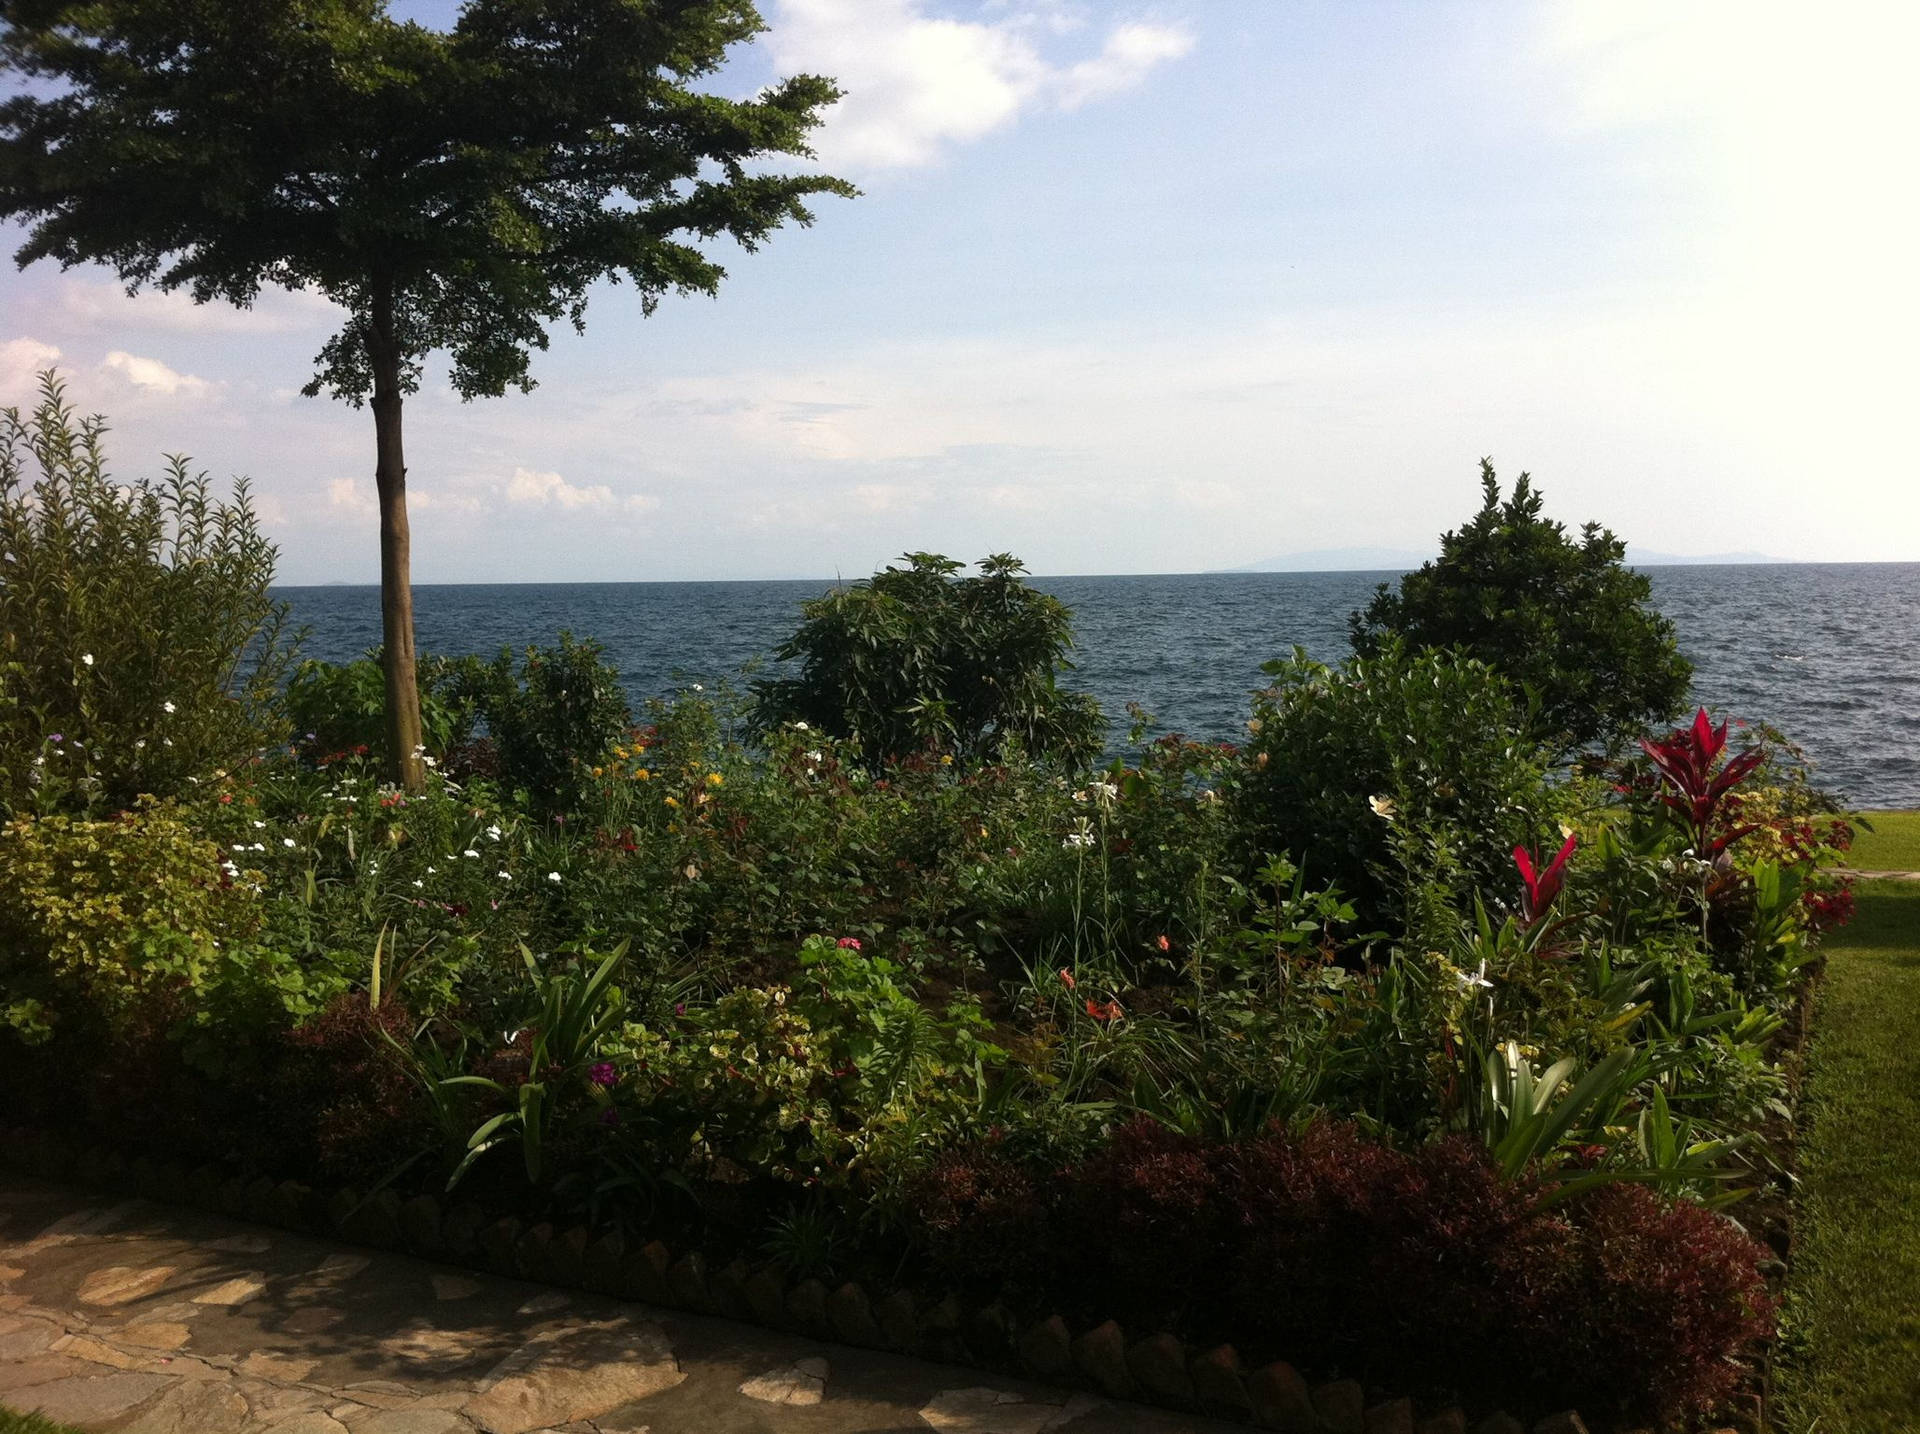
1237 640 1563 914
285 651 479 763
751 553 1103 767
1350 459 1691 753
444 633 631 812
0 373 294 812
0 802 262 1043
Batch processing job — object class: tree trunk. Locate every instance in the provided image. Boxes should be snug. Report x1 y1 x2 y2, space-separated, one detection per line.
369 290 426 792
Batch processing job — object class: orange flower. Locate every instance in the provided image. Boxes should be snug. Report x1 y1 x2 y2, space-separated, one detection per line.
1155 934 1171 952
1084 998 1123 1022
1058 967 1076 990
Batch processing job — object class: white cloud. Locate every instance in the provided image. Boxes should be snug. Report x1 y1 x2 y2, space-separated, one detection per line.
1056 21 1195 110
0 338 62 402
767 0 1192 169
101 350 214 397
59 279 342 336
505 466 656 514
328 477 375 516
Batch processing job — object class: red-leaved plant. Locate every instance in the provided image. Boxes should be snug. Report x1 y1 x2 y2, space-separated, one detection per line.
1640 708 1766 855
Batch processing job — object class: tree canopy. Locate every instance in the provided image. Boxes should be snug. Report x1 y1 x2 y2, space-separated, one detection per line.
1349 459 1692 753
0 0 854 786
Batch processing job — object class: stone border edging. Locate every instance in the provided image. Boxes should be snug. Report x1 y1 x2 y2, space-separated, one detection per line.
1 1126 1617 1434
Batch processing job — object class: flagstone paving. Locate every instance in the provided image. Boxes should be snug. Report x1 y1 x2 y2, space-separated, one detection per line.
0 1176 1246 1434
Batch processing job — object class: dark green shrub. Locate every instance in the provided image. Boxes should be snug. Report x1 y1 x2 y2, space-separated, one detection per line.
0 374 294 812
1350 459 1691 753
285 651 478 763
446 633 630 812
1237 640 1561 913
751 553 1103 767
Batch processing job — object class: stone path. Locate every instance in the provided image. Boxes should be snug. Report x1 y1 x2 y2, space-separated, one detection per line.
0 1176 1248 1434
1834 868 1920 881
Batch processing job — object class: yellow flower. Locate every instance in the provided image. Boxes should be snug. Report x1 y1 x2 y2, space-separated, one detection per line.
591 766 603 778
706 772 724 787
664 796 679 809
940 754 953 766
634 768 651 781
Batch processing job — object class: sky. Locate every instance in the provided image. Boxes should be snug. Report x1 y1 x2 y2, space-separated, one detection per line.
3 0 1917 583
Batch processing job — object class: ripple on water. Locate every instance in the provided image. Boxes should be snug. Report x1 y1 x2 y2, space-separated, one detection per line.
276 563 1920 808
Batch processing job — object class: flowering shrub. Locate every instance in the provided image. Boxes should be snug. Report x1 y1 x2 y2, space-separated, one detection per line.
1237 640 1566 915
0 374 294 814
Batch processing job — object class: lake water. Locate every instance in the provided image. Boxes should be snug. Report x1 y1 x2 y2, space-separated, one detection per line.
278 563 1920 808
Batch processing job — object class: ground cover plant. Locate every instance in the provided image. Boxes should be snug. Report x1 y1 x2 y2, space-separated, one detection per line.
0 395 1860 1426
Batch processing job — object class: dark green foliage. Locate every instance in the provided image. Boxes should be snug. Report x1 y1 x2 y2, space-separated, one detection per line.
447 634 631 813
1237 640 1561 913
0 0 855 408
0 375 293 813
1350 459 1692 753
285 651 483 764
751 553 1104 766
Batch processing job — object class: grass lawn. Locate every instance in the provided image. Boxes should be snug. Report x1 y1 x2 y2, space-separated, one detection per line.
1772 880 1920 1433
0 1409 87 1434
1848 810 1920 871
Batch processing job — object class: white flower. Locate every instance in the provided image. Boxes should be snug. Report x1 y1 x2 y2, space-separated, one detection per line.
463 849 480 858
1063 818 1096 850
792 721 810 731
134 740 145 750
412 879 424 888
282 838 296 848
487 824 503 840
250 843 266 852
692 683 704 692
80 652 93 666
231 844 246 852
162 701 176 714
804 750 823 764
1455 960 1492 992
426 865 436 874
498 870 512 880
252 820 266 829
546 871 562 884
1368 795 1397 822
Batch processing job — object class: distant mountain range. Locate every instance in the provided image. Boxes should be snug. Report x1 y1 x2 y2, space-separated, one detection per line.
1219 545 1793 573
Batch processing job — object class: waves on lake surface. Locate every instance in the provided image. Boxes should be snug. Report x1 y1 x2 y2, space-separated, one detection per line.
278 563 1920 808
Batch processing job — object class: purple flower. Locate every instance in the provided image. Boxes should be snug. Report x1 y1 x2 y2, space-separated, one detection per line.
599 1107 620 1127
49 733 62 743
673 1002 686 1017
588 1061 617 1087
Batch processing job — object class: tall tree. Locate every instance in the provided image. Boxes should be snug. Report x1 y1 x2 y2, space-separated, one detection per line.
0 0 853 788
1349 459 1692 754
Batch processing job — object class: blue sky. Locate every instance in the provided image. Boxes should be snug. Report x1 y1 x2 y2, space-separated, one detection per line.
4 1 1916 581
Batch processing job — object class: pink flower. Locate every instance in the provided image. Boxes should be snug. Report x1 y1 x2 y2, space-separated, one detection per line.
837 937 861 950
588 1062 617 1087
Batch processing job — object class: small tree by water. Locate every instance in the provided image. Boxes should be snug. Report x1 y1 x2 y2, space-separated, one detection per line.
0 0 854 790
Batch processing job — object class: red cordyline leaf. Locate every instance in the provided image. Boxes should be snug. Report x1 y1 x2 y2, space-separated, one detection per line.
1640 707 1766 854
1514 833 1578 923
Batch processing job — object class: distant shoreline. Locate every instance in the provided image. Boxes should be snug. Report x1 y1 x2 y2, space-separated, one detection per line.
276 558 1920 590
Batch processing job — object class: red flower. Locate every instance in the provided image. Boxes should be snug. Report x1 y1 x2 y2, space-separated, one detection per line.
218 792 233 805
1514 834 1577 925
1085 998 1123 1022
1155 934 1172 953
1058 967 1077 990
